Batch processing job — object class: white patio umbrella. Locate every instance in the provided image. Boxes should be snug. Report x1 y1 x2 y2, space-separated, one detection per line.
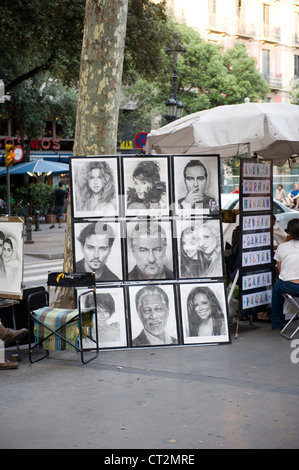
145 102 299 166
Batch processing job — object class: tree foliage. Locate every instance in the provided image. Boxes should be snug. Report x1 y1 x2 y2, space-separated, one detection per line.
0 0 169 91
173 22 269 114
0 0 85 91
0 0 170 145
123 0 170 83
1 1 270 144
290 78 299 105
222 43 269 104
119 20 270 136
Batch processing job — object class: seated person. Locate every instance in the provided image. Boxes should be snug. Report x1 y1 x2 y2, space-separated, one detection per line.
275 184 290 207
288 184 299 209
273 215 287 251
271 218 299 330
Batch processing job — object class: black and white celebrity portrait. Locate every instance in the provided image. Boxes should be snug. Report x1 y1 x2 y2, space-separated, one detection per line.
71 157 118 218
0 221 24 297
130 285 178 347
195 219 223 277
79 287 127 349
177 219 223 278
124 158 169 216
126 220 173 280
180 283 229 344
74 221 122 282
174 156 219 215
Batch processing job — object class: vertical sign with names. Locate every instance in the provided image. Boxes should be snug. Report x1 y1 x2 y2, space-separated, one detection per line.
239 159 275 316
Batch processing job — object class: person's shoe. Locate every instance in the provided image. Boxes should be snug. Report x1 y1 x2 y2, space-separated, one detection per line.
0 323 28 346
272 324 284 331
0 359 19 370
49 225 55 229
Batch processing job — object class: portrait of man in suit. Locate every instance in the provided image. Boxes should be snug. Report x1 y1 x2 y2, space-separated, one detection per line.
175 157 219 215
127 221 173 280
132 285 178 347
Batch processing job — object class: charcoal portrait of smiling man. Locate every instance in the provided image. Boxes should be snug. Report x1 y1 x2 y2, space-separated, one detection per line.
130 285 178 347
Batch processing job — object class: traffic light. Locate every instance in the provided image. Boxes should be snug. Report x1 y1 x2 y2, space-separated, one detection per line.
5 144 15 167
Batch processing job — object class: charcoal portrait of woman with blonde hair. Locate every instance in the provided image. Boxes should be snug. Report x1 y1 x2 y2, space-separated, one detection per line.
72 158 118 217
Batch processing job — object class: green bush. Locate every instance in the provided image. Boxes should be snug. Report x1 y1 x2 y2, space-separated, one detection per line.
12 186 31 216
0 182 55 216
29 182 55 215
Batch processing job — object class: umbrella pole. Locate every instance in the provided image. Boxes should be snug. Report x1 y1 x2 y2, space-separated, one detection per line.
6 166 11 215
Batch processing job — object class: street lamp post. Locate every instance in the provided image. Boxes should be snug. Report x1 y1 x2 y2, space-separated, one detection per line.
165 34 186 122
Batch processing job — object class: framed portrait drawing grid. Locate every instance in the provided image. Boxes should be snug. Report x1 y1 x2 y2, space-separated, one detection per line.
72 219 124 283
172 155 221 217
127 283 180 348
179 281 230 345
77 285 128 349
122 155 170 217
67 153 230 350
175 217 224 280
0 217 24 299
70 156 120 219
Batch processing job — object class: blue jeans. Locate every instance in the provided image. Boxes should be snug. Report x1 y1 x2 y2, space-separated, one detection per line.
271 279 299 329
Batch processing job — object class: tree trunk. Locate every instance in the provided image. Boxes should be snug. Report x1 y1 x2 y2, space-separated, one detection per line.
73 0 128 156
52 0 128 308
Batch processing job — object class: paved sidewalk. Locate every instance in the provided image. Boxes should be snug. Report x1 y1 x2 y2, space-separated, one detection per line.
24 222 66 262
1 321 299 449
2 220 298 450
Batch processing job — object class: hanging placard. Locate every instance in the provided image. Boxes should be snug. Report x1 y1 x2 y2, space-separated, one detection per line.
239 159 275 317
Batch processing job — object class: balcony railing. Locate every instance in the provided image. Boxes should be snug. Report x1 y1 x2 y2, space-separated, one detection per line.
235 19 256 38
262 72 283 88
293 34 299 46
262 25 281 42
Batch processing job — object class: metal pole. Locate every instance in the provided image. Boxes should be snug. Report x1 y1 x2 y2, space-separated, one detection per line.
173 64 178 102
34 210 41 231
165 34 186 122
25 216 34 244
6 166 11 215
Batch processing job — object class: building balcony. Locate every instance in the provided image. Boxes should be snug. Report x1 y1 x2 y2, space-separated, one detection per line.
261 26 281 43
235 19 256 38
292 34 299 46
207 13 229 34
262 72 283 89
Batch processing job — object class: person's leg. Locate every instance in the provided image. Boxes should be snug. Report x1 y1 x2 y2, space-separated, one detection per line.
58 208 62 228
271 279 285 329
0 322 28 345
49 209 56 228
271 279 299 329
0 360 19 370
0 322 27 369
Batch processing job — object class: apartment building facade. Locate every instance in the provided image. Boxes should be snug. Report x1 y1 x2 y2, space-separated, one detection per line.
166 0 299 103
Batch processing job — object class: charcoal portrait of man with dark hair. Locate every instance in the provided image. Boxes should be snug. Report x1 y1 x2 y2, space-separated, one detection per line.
75 221 120 282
